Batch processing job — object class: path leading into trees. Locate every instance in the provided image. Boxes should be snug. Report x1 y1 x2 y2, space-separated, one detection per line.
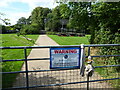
13 35 112 89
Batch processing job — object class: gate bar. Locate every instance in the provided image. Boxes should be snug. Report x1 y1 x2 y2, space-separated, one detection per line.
2 54 120 62
1 54 120 62
1 44 120 49
24 48 29 90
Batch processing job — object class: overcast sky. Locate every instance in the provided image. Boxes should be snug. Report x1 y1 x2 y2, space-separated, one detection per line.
0 0 58 25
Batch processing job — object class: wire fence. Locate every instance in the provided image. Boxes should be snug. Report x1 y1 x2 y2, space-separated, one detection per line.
3 67 120 90
1 44 120 90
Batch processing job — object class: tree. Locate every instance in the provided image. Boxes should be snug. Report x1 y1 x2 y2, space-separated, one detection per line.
90 2 120 44
17 17 28 25
46 6 61 32
59 4 70 19
20 23 40 35
55 2 91 33
0 12 10 25
69 2 91 33
0 12 11 33
15 7 51 35
15 17 28 32
0 25 7 33
89 2 120 68
31 7 51 32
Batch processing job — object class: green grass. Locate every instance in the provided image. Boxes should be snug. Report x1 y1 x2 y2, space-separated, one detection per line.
1 34 38 47
48 35 90 45
1 34 39 88
1 34 38 60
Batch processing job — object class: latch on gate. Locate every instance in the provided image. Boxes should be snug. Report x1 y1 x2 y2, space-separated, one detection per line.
85 56 94 90
85 56 94 77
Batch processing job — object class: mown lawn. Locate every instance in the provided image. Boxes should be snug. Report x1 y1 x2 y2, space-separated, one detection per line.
48 35 90 45
1 34 38 60
1 34 39 88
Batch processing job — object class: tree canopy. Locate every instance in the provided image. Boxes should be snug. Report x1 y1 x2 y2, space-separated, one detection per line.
31 7 51 31
7 2 120 40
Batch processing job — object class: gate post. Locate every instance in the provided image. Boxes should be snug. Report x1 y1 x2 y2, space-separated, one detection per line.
24 48 29 90
86 55 90 90
87 46 90 90
80 44 85 76
88 46 90 56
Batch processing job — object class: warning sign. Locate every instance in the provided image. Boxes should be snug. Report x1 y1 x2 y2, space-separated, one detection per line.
50 47 80 69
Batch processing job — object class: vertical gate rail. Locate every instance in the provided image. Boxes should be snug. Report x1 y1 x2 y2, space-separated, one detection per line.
1 44 120 90
24 48 29 90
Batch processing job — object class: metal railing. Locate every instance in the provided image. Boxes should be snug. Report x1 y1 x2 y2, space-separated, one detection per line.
1 44 120 90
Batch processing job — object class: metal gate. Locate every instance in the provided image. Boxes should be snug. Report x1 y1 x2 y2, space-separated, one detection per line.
1 44 120 90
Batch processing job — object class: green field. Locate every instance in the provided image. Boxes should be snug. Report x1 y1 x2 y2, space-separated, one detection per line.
48 35 90 45
1 34 39 88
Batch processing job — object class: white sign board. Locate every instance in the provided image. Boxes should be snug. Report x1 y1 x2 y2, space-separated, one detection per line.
50 47 80 69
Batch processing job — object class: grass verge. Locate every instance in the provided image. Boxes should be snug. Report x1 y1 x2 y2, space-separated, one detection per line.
1 34 39 88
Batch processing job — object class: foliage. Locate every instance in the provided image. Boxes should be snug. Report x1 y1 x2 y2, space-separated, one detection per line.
14 7 51 35
31 7 51 31
90 2 120 64
0 24 16 34
90 2 120 44
0 25 7 33
17 17 28 28
46 6 61 32
17 17 28 25
89 2 120 88
20 23 40 34
0 12 11 25
67 2 90 33
59 4 70 19
14 2 92 34
46 31 57 35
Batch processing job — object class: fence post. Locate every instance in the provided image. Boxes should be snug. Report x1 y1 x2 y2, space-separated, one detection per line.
88 46 90 56
87 46 90 90
24 48 29 90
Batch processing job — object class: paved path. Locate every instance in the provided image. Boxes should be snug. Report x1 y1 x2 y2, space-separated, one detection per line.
21 35 59 71
13 35 112 89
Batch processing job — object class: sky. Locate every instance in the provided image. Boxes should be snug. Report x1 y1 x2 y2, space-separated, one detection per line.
0 0 58 25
